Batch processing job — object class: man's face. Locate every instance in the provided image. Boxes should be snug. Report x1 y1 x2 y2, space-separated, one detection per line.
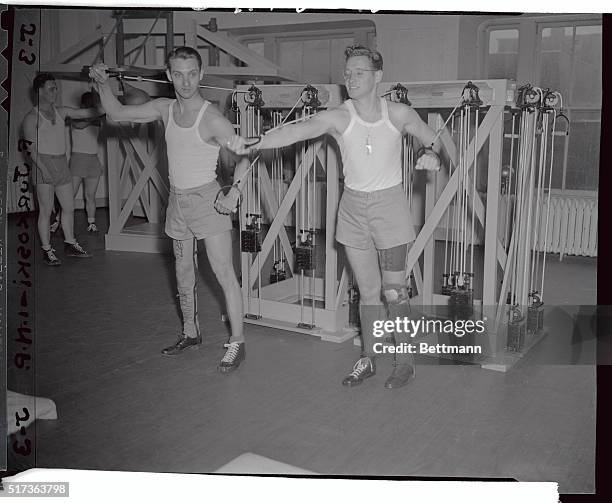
343 55 381 99
39 80 58 105
166 57 203 100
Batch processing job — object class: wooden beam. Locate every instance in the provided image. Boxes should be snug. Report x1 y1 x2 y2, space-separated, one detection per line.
45 21 110 66
258 165 295 275
196 25 298 82
248 141 324 289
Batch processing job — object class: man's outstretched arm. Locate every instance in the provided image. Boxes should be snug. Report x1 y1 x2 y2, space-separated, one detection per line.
89 63 164 122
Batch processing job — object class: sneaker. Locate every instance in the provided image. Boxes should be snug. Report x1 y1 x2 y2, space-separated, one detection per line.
87 223 99 233
161 335 202 357
64 241 92 258
42 248 61 266
218 342 245 373
342 356 376 387
50 220 60 233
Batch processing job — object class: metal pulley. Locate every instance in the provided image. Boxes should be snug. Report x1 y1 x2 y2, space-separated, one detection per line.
244 85 265 109
516 83 541 110
301 84 321 109
461 81 483 108
388 83 411 105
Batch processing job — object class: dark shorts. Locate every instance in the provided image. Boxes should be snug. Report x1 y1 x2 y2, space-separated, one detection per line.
165 180 233 241
35 154 72 186
336 183 416 250
69 152 103 178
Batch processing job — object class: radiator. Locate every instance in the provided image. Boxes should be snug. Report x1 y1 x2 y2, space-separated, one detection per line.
534 194 598 258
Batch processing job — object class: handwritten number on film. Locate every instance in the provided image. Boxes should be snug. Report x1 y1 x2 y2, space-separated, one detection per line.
18 23 36 65
12 18 38 459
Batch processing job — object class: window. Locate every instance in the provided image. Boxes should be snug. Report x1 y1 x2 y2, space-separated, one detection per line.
237 21 376 85
486 28 519 80
537 23 601 191
481 16 601 193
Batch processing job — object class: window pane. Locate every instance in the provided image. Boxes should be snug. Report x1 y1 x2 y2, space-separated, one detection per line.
279 40 304 82
303 39 331 83
487 29 519 79
549 135 566 190
331 37 356 84
572 25 602 107
539 26 573 99
565 111 600 190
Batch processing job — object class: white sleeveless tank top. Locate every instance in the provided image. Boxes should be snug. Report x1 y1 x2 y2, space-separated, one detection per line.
165 100 220 189
71 123 99 154
339 98 403 192
37 107 66 155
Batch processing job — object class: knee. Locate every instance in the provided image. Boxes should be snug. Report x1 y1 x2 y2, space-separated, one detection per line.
382 283 411 305
358 284 382 305
214 263 237 287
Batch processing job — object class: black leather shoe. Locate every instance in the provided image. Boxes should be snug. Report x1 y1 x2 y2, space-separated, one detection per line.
342 356 376 387
384 363 416 389
161 335 201 356
218 342 245 373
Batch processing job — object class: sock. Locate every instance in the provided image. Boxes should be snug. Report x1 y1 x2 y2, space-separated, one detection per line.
42 244 51 251
359 303 385 358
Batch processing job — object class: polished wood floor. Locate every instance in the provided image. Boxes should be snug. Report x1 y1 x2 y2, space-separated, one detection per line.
6 210 596 493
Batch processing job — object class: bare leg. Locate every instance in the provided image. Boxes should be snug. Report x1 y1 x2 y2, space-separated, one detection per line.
84 176 100 224
55 182 76 243
204 230 243 343
344 245 383 357
36 184 54 248
72 176 82 197
340 245 383 386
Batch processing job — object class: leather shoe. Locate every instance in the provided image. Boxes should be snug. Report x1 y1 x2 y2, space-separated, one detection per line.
384 363 416 389
161 335 201 356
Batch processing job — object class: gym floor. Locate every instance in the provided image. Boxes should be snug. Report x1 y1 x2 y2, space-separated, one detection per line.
6 209 596 493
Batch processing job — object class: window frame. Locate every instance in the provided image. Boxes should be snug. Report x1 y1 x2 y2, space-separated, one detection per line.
478 14 601 195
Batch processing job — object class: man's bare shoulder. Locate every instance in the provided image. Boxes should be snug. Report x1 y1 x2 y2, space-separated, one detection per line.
151 97 173 112
22 109 38 126
387 100 416 117
312 105 349 131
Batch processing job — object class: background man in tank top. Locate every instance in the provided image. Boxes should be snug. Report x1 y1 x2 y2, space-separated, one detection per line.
229 45 441 389
69 90 104 234
22 73 97 266
90 47 249 372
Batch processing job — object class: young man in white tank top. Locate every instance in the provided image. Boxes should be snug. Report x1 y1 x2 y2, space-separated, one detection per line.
22 74 97 266
90 47 249 372
229 45 441 389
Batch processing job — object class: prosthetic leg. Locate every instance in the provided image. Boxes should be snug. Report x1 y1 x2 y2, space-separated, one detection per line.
162 237 202 356
381 245 416 389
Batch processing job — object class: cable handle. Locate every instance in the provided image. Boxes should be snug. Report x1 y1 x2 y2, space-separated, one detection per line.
415 146 442 172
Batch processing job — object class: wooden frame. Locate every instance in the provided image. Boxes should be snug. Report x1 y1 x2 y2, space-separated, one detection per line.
235 80 536 367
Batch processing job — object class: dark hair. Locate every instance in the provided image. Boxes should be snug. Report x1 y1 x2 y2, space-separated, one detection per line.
80 90 100 108
166 46 202 71
344 45 383 71
33 73 55 92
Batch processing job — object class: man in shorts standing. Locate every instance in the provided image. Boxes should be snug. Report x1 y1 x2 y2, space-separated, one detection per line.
69 90 104 233
90 47 248 372
229 45 441 388
22 73 95 266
